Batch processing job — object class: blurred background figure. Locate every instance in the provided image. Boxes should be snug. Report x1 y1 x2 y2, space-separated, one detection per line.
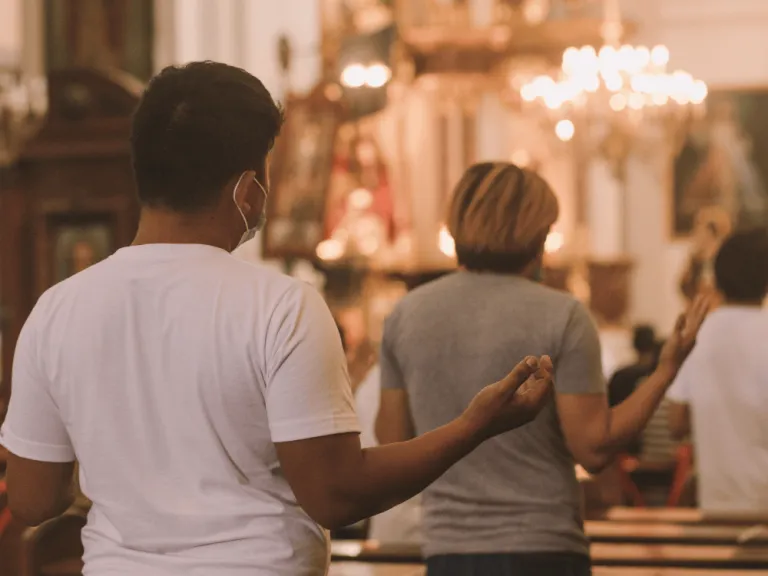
668 229 768 514
609 325 660 407
336 318 423 545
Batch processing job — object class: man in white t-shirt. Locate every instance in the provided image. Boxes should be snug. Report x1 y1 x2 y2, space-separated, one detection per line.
1 62 554 576
668 228 768 513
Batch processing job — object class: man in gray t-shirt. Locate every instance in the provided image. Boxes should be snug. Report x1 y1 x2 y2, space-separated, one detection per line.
376 162 711 575
380 271 601 558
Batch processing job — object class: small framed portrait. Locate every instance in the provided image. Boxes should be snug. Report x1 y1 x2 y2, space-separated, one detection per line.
52 222 113 283
264 86 344 259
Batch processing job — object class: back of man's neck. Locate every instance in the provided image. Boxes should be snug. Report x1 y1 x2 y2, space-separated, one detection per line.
132 209 231 251
722 300 764 309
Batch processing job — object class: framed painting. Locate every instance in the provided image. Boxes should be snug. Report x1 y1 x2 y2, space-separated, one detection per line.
264 87 344 259
672 88 768 236
33 195 134 296
52 222 113 282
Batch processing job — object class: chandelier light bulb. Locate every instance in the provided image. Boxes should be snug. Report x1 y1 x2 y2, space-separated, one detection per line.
691 80 708 105
635 46 651 68
365 63 391 88
555 119 575 142
518 39 706 134
341 64 367 88
651 45 670 67
604 74 623 92
609 93 627 111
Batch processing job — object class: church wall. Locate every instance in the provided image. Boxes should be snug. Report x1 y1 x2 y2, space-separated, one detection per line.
625 0 768 332
5 0 768 331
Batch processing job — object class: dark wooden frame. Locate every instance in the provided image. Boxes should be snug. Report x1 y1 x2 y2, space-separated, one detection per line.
0 68 140 416
263 86 344 260
34 197 134 297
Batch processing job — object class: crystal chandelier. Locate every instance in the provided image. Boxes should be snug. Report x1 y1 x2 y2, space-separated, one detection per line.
0 68 48 166
518 0 707 141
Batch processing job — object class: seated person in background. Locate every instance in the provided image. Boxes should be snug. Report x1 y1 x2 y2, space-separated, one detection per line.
376 162 712 576
668 228 768 513
608 325 660 456
335 322 421 544
355 365 423 545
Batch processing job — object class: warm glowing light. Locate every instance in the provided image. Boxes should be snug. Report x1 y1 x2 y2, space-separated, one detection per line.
604 74 623 92
554 119 575 142
635 46 651 68
609 93 627 111
365 63 391 88
510 149 532 167
691 80 708 104
519 38 706 131
438 225 456 258
521 84 537 102
651 45 670 66
562 47 580 74
316 239 345 261
628 92 645 110
545 231 564 254
341 64 367 88
349 187 374 210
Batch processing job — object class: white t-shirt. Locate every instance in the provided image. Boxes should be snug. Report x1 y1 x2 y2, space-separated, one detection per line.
0 244 360 576
667 306 768 513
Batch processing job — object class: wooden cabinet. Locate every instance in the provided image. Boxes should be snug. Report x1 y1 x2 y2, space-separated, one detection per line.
0 68 142 416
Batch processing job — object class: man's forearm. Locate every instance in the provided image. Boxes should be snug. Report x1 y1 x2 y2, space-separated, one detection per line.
325 416 483 528
604 364 677 453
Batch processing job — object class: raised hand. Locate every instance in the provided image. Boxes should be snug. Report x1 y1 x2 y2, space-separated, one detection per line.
462 355 554 441
659 292 716 372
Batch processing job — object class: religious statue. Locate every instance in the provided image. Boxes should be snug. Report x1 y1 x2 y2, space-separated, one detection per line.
324 131 397 258
679 206 732 302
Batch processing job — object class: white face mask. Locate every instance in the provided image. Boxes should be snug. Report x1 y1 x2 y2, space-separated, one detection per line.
233 172 268 250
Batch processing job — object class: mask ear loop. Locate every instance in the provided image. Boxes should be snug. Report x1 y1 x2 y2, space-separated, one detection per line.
233 172 250 231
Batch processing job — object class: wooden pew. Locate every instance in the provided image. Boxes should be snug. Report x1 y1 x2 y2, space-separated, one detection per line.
586 520 768 546
329 563 424 576
604 507 768 526
328 566 768 576
328 564 768 576
331 540 768 570
591 542 768 569
593 570 768 576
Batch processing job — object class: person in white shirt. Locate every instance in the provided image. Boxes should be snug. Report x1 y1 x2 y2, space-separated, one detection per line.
668 228 768 513
355 365 422 545
1 61 554 576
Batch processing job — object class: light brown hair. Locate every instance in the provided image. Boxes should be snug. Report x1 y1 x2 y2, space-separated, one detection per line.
447 162 559 272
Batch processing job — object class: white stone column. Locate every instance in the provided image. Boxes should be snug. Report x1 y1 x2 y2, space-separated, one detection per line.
475 92 508 162
20 0 43 75
405 78 444 267
586 158 624 258
0 0 22 67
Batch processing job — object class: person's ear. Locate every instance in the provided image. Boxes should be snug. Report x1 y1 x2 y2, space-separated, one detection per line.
233 170 258 214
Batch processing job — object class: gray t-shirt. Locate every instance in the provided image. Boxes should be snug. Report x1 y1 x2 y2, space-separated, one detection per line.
381 271 604 557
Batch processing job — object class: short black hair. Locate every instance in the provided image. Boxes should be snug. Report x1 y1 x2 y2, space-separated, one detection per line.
632 325 657 355
714 228 768 303
130 61 283 212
